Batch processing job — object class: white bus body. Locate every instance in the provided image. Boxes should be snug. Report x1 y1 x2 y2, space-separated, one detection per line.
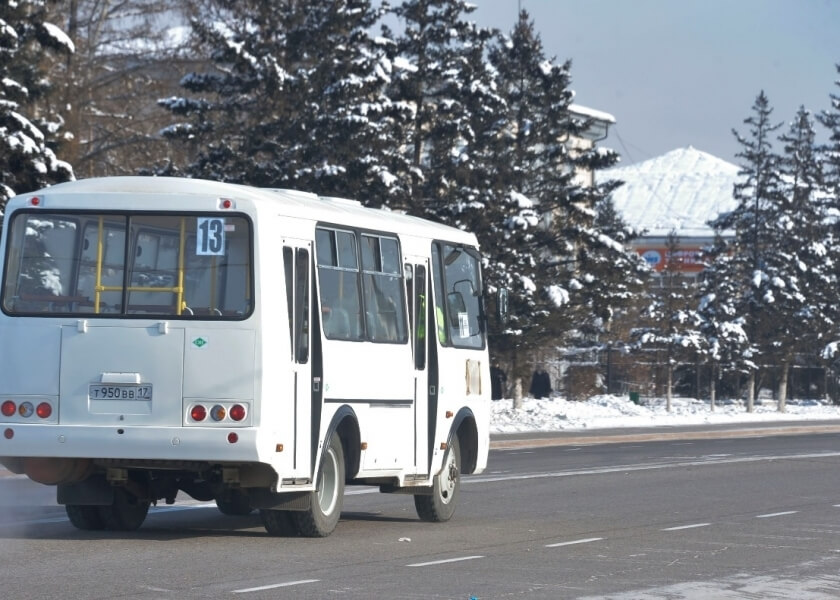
0 177 490 536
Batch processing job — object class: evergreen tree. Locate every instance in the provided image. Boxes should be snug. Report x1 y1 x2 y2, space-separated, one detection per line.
481 11 644 361
158 0 402 202
0 0 74 208
769 105 833 410
817 64 840 371
387 0 498 213
817 64 840 205
634 231 702 410
695 234 751 409
709 91 783 411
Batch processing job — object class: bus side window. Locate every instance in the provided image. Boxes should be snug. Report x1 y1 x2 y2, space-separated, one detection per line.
295 248 309 362
413 264 427 369
361 234 407 343
283 246 310 363
316 228 363 341
283 247 294 357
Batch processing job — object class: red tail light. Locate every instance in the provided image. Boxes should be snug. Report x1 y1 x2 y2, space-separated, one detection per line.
3 428 12 439
1 400 15 417
229 404 246 421
36 402 52 419
190 405 207 421
227 432 238 444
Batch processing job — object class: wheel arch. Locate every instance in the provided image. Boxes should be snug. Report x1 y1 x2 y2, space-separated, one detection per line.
323 405 361 481
449 407 478 475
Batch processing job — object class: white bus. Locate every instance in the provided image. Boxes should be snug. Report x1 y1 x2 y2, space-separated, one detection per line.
0 177 493 536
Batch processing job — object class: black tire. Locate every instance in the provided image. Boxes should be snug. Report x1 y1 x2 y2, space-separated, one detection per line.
414 434 460 522
292 432 345 537
66 504 105 531
216 489 253 516
98 488 150 531
260 509 299 536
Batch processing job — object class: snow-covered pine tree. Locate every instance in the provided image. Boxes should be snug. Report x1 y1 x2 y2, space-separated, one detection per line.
387 0 498 214
0 0 74 209
575 171 648 342
710 91 784 411
769 105 833 411
634 231 702 411
475 10 578 362
482 10 645 362
696 234 752 410
816 64 840 378
817 64 840 206
158 0 402 202
387 0 537 366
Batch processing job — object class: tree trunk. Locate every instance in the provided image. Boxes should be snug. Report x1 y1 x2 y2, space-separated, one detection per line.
695 352 701 400
746 371 755 413
777 361 789 413
710 361 716 411
666 365 673 412
513 378 523 410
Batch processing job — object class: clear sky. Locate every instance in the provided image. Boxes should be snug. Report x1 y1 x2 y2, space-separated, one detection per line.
467 0 839 167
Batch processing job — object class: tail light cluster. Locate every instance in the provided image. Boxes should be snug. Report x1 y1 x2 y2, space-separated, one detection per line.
1 399 53 421
187 402 248 425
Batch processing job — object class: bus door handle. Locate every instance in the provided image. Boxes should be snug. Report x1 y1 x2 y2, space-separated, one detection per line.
313 377 321 392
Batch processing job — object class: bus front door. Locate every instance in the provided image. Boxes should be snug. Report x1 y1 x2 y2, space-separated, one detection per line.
406 258 430 476
283 241 312 478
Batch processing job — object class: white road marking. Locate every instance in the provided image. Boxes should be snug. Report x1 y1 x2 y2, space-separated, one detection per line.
407 555 484 567
468 451 840 485
232 579 319 593
545 537 604 548
662 523 711 531
756 511 799 518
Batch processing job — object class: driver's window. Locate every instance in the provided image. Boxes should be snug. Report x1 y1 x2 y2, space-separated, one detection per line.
438 243 484 349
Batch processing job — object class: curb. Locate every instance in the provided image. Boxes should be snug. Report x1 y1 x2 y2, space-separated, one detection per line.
490 423 840 450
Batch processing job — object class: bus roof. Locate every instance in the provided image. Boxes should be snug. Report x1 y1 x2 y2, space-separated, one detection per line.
11 177 479 248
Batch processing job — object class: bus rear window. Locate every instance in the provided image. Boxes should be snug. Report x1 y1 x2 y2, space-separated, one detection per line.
2 212 253 319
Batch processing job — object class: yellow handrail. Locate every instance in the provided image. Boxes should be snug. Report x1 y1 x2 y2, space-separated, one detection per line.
176 218 186 315
210 255 218 311
94 217 104 314
93 216 187 314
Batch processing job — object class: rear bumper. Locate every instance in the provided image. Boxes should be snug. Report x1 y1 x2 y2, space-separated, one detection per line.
0 423 261 464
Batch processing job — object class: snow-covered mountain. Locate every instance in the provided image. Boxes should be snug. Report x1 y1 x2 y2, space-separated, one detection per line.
599 147 740 238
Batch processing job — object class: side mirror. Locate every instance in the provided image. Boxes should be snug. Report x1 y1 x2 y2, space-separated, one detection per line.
496 288 509 326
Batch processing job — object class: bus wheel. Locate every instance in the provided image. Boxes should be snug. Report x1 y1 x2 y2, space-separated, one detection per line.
260 509 298 536
216 489 253 516
293 432 345 537
414 434 460 522
66 505 104 531
98 488 150 531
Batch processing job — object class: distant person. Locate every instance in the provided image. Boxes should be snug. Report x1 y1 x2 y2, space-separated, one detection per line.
490 361 507 400
529 367 552 399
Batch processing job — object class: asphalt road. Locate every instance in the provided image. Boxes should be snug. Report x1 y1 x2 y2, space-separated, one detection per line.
2 427 839 599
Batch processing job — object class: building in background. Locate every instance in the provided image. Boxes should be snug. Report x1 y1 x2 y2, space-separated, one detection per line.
569 104 615 187
599 146 740 279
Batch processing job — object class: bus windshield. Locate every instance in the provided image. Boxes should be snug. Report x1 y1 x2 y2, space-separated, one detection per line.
1 212 253 319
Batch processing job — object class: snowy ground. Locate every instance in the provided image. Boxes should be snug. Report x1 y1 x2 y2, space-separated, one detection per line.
490 394 840 434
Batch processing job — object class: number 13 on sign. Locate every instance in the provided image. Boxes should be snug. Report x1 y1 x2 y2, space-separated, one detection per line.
196 217 226 256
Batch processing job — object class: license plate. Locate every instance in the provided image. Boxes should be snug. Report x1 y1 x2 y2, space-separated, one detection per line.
89 384 153 401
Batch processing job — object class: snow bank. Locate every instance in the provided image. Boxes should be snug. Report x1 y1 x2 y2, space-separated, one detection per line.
491 394 840 434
